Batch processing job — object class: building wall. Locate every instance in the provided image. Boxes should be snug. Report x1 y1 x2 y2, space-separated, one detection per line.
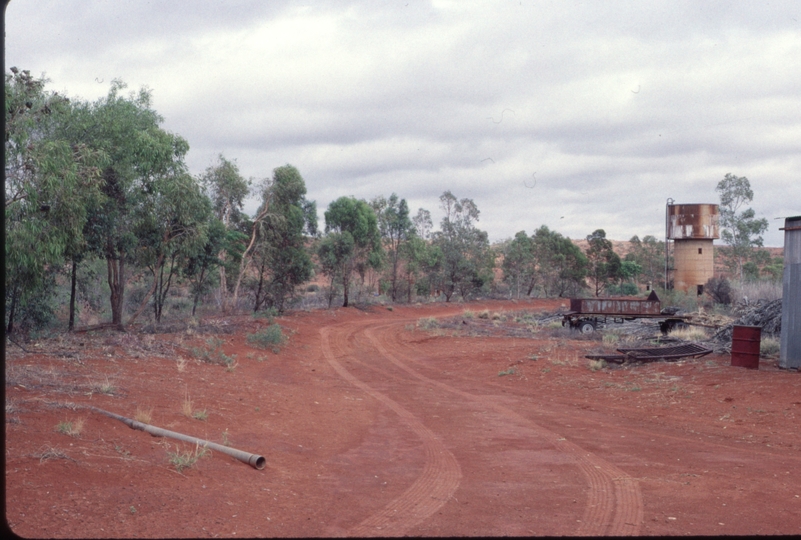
673 239 715 293
780 216 801 369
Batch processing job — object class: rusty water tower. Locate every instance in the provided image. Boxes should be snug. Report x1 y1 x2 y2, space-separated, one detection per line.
666 202 720 294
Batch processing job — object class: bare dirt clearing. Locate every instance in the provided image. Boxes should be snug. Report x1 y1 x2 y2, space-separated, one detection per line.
5 299 801 537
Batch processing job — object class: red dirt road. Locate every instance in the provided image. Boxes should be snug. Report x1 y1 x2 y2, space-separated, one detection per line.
5 299 801 537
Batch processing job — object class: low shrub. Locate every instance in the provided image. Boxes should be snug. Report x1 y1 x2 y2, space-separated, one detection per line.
246 324 287 353
602 333 620 345
760 337 780 357
705 276 732 305
588 359 607 371
416 317 439 330
191 337 236 367
253 307 279 321
55 419 84 437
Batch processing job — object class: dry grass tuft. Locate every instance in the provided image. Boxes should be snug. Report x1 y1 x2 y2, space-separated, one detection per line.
181 393 194 418
34 445 74 464
670 326 709 342
55 418 85 437
89 375 117 395
134 406 153 424
167 443 210 473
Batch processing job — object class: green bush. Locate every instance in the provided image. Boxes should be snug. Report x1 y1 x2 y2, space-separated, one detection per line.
607 282 639 296
253 307 279 321
191 337 236 367
246 324 287 353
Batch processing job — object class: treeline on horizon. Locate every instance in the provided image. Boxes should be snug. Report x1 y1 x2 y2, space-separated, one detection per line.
5 70 783 336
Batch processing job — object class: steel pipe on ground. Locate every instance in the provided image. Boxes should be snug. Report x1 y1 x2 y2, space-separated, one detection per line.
88 406 266 470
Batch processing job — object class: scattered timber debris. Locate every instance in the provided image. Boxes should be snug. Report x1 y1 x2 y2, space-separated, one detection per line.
712 298 782 349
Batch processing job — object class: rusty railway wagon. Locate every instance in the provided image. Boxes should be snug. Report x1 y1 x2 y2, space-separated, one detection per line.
562 291 690 334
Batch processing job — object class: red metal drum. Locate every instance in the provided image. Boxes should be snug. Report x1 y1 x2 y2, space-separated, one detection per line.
731 325 761 369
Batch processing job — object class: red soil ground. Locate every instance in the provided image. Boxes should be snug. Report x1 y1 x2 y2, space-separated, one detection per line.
5 299 801 537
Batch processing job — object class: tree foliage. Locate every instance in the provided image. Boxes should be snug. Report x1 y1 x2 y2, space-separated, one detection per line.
199 154 251 312
320 197 383 307
129 171 212 324
585 229 623 297
431 191 493 301
715 173 769 280
625 235 666 289
5 68 106 333
184 217 227 316
250 165 316 313
530 226 587 297
4 71 324 331
371 193 412 301
502 231 536 299
77 79 191 329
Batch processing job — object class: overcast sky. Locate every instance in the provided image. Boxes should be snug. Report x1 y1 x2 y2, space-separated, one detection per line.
5 0 799 246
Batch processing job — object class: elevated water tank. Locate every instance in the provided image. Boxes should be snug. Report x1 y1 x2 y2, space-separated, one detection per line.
667 203 720 240
667 204 720 294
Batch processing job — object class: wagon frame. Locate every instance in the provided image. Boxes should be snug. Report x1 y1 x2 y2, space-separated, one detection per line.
562 290 692 335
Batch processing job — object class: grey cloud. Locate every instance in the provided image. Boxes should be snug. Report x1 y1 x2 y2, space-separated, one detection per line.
6 0 799 247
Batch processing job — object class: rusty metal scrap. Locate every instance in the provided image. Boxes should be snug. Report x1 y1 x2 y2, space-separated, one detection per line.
568 290 662 318
667 203 720 239
586 343 713 364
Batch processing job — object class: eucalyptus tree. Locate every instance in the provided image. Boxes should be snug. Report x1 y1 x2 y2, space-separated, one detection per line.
626 235 666 289
184 217 227 316
200 154 251 311
585 229 623 297
371 193 412 301
127 172 212 324
412 207 433 240
4 68 106 333
431 191 493 301
715 173 769 280
398 233 428 302
319 196 383 307
502 231 537 298
531 225 587 297
317 231 354 308
249 165 316 313
403 207 442 300
78 80 191 330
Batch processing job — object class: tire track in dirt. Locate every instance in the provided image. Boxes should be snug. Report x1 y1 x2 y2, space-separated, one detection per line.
365 320 644 536
320 324 462 537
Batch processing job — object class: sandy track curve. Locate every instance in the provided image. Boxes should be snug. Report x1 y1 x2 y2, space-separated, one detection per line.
320 324 462 537
364 319 644 536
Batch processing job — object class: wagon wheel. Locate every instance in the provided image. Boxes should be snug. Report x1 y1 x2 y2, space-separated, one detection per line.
579 321 595 334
